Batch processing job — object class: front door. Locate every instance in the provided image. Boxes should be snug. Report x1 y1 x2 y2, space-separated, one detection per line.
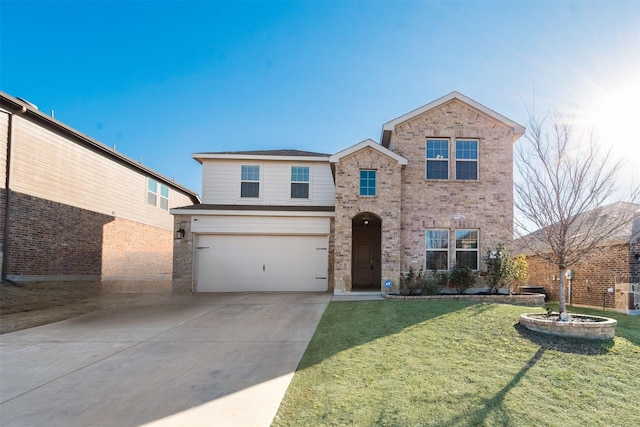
352 213 382 289
354 242 374 285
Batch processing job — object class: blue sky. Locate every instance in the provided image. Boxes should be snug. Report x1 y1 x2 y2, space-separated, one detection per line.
1 0 638 196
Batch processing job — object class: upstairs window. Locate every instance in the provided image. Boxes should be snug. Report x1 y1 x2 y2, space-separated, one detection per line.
241 165 260 198
426 229 449 270
359 169 376 196
455 229 479 270
291 166 310 199
456 139 478 180
426 139 449 180
147 179 169 210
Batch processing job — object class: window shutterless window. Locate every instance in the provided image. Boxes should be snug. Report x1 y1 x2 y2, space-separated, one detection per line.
426 229 449 270
147 179 158 206
455 229 479 270
426 139 449 179
456 139 478 180
147 179 169 210
359 169 376 196
291 166 310 199
241 165 260 198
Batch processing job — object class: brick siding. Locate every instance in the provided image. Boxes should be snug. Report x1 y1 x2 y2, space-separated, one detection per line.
172 214 193 292
4 191 173 280
526 243 635 309
333 147 403 292
389 99 515 274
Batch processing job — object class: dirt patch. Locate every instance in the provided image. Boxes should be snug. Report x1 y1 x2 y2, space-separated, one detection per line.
0 281 174 334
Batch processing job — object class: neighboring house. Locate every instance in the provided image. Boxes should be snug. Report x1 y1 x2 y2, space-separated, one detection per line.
518 202 640 312
172 91 525 294
0 92 200 287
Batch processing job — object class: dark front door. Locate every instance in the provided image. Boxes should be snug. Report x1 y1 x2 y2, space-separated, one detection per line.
352 213 382 289
354 242 374 285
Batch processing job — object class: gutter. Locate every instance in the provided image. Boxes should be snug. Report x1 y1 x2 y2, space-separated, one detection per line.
2 105 26 285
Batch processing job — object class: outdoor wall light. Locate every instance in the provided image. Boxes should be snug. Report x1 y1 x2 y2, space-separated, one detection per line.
176 227 186 239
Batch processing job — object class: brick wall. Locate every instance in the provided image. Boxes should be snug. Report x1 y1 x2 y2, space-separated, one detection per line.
172 214 193 292
389 99 515 273
7 191 111 277
5 191 174 282
102 217 173 279
333 147 403 292
526 243 633 309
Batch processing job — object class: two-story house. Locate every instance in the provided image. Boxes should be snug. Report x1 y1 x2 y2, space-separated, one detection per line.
0 92 200 288
171 92 525 294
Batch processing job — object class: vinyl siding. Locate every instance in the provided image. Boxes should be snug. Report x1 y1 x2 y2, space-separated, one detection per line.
201 159 335 206
8 115 193 230
191 215 331 235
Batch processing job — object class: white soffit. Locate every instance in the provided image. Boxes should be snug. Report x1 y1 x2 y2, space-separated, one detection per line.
329 139 408 165
381 91 526 144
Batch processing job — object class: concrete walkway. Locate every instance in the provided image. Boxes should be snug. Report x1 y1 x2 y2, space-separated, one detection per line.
0 292 331 427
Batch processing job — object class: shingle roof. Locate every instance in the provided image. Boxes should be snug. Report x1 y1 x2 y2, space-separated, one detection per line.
195 149 330 157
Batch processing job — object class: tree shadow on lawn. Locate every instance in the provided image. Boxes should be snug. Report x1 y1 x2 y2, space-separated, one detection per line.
298 299 477 369
514 322 615 355
432 346 546 427
431 325 616 427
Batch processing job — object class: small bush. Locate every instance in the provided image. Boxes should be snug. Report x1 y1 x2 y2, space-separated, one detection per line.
420 269 449 295
449 263 477 294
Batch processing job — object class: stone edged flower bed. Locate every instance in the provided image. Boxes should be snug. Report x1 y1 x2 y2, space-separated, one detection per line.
383 292 545 307
519 313 617 339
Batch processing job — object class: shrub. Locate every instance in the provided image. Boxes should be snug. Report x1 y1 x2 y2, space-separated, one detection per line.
484 245 530 293
449 263 476 294
420 269 449 295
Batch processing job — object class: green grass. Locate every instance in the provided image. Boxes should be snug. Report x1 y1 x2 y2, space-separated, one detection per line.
272 300 640 427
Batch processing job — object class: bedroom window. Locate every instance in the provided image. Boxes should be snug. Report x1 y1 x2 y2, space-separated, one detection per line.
241 165 260 198
147 178 169 210
456 139 478 180
426 229 449 270
426 139 449 180
359 169 376 196
455 229 479 270
291 166 310 199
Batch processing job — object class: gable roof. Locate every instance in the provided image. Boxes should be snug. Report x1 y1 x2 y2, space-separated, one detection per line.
381 91 526 147
0 91 201 204
515 201 640 255
329 139 408 165
193 149 330 163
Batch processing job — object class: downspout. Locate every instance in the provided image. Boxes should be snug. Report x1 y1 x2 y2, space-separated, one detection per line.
2 106 26 285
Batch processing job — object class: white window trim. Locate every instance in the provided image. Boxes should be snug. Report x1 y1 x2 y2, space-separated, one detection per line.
455 139 479 181
425 229 450 271
240 164 262 199
426 138 450 181
455 229 479 270
290 165 311 200
147 178 169 210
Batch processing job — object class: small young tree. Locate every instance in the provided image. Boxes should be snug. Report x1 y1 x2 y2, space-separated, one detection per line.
484 245 513 293
514 106 639 320
484 246 530 294
511 255 529 292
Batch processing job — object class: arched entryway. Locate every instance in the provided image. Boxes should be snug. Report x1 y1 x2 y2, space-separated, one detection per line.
351 213 382 290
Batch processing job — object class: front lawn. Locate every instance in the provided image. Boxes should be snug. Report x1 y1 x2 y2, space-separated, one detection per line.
272 300 640 426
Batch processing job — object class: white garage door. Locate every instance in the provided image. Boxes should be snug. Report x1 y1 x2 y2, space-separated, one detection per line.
195 234 329 292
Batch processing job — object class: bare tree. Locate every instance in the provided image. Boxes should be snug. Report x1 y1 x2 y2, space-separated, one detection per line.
514 106 640 319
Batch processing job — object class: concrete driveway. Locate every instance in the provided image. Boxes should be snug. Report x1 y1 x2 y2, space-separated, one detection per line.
0 292 331 427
